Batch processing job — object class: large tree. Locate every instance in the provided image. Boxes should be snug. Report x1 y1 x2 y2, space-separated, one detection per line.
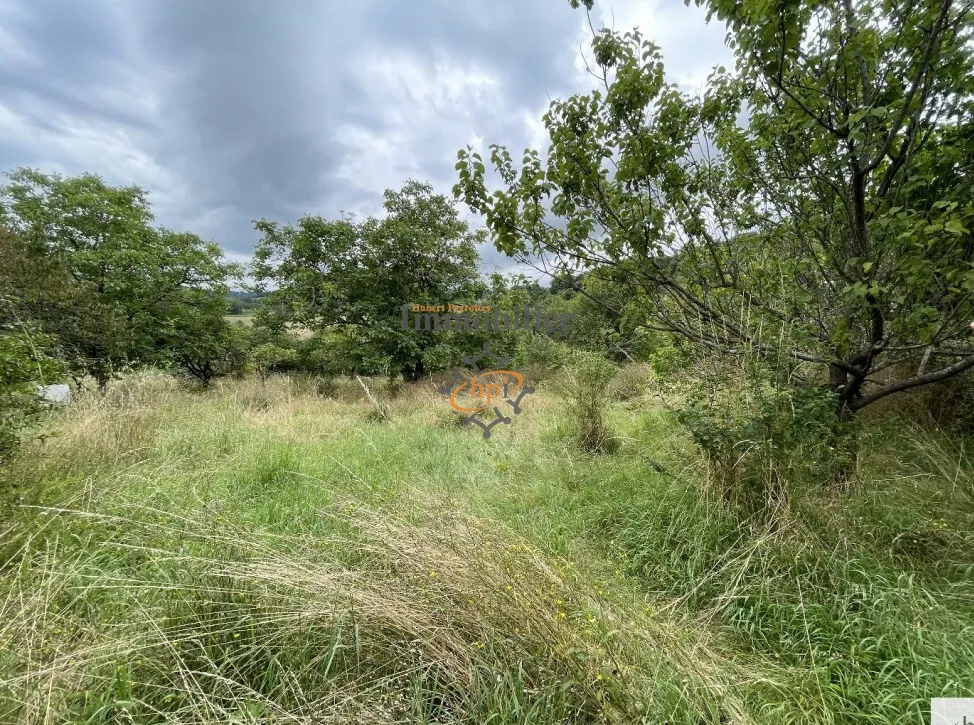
251 180 485 380
455 0 974 420
0 169 240 387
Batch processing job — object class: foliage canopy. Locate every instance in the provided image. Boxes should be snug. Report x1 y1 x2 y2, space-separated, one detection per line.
456 0 974 419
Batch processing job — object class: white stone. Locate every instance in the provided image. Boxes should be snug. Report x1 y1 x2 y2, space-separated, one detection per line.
36 384 71 405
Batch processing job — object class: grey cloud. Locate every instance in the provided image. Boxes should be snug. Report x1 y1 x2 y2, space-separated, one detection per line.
135 0 582 258
0 0 728 271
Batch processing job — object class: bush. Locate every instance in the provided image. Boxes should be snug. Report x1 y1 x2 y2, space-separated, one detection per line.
607 362 653 401
0 325 62 466
174 324 250 386
514 334 571 373
296 335 337 377
567 352 618 454
675 356 845 517
252 343 298 383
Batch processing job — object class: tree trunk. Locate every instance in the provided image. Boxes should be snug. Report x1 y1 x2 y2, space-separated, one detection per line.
402 358 426 382
828 363 858 490
829 363 852 421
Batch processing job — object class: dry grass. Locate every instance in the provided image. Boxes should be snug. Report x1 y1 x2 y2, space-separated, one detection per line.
0 492 777 723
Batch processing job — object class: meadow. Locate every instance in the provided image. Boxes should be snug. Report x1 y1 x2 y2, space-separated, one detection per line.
225 316 255 327
1 370 972 724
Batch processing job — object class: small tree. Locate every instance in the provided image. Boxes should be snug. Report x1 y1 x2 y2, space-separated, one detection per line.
251 343 298 385
168 295 247 386
568 351 617 454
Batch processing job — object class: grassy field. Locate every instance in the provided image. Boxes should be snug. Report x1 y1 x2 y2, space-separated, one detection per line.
1 371 973 723
225 315 255 327
225 315 315 339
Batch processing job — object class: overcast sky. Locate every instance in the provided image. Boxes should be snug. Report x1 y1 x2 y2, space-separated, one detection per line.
0 0 731 274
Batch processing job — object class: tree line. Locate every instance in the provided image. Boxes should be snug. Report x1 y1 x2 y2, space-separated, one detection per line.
0 172 618 463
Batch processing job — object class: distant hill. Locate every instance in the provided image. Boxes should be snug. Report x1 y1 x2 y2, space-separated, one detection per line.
227 290 267 315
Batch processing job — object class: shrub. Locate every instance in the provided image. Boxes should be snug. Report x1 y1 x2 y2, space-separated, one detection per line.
675 356 845 517
251 343 298 384
607 362 653 401
296 335 338 377
174 324 250 386
0 324 62 465
514 334 571 373
567 352 618 454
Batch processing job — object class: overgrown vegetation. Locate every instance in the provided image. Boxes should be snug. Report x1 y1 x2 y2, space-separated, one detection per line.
1 374 972 723
1 0 973 722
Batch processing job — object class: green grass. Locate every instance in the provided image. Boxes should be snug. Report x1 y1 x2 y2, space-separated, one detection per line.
1 371 972 723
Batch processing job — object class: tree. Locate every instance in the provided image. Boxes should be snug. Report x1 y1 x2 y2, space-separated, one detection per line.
251 343 298 384
166 290 248 386
252 180 486 380
0 224 122 387
0 169 241 388
454 0 974 421
0 295 62 464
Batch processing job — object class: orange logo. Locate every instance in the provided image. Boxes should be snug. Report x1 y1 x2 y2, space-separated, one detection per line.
437 344 535 438
448 370 524 412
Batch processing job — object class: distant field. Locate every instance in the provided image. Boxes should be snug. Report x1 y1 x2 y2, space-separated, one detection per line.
225 314 254 326
225 316 313 338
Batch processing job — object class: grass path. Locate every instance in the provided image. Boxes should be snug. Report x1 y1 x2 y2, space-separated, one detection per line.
1 373 972 723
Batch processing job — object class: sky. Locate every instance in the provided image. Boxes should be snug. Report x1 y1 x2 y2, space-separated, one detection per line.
0 0 731 275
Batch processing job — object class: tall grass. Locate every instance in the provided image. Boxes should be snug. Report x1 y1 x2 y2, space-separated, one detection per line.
0 370 972 723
